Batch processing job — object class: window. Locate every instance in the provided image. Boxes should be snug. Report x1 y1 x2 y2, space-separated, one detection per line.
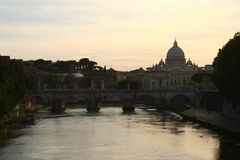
159 79 162 88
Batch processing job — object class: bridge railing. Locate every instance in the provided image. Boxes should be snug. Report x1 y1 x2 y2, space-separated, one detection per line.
26 88 197 95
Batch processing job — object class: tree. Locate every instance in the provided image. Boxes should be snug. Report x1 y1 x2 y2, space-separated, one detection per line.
0 59 28 116
79 58 90 70
53 60 77 73
87 61 97 70
212 32 240 107
34 59 53 71
78 58 98 71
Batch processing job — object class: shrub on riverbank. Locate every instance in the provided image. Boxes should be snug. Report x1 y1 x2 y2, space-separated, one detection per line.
4 111 25 125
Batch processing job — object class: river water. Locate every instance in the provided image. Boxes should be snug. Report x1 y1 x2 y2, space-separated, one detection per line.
0 106 239 160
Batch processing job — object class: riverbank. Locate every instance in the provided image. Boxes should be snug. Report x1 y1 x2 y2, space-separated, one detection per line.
181 107 240 137
0 107 41 134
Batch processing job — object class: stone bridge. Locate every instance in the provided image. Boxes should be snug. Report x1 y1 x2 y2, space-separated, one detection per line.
24 87 198 112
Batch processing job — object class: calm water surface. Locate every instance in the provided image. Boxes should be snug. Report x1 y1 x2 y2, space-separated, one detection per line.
0 106 239 160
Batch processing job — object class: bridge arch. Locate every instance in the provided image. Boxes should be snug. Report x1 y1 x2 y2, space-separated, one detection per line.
135 94 158 105
168 94 192 106
65 94 86 104
101 93 122 103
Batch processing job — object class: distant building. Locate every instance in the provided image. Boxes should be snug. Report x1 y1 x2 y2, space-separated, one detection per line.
199 65 217 91
128 40 200 89
116 71 128 81
89 68 119 89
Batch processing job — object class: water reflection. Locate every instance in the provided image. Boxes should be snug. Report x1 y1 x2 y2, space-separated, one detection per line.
0 107 239 160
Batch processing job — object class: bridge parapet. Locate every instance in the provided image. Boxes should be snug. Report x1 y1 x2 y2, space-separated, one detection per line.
26 87 197 94
25 88 198 108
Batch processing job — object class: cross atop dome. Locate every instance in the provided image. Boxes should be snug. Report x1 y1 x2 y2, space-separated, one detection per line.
173 39 178 47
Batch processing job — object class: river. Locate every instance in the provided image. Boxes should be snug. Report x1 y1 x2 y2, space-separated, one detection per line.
0 106 239 160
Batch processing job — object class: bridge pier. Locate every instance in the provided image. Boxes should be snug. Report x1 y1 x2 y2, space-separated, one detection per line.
51 98 66 114
86 93 101 113
122 91 136 113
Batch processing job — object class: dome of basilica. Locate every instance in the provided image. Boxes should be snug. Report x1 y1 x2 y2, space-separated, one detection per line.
167 40 185 58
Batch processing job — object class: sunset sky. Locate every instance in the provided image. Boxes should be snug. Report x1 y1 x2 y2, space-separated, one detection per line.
0 0 240 70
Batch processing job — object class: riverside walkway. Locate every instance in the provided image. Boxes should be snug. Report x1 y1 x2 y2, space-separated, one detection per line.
182 108 240 134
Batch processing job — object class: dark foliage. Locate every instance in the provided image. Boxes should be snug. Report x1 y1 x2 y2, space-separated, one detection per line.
78 58 98 71
212 32 240 106
31 58 100 73
0 60 28 116
54 60 77 73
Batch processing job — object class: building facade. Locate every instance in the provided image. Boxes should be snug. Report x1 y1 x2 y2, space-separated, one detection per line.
129 40 200 90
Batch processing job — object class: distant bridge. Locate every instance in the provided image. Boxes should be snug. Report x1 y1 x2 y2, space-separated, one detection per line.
24 88 198 111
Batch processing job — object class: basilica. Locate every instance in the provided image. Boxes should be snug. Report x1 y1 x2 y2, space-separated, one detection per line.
128 40 200 89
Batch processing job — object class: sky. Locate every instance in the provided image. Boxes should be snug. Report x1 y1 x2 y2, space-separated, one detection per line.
0 0 240 71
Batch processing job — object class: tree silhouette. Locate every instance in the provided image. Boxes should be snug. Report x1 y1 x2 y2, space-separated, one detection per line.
0 59 30 116
78 58 98 71
79 58 90 70
212 32 240 107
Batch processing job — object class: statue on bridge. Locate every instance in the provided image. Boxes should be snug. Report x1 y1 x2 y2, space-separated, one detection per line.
51 98 66 114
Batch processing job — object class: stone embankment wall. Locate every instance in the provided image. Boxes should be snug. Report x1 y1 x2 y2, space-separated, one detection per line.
222 101 240 119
